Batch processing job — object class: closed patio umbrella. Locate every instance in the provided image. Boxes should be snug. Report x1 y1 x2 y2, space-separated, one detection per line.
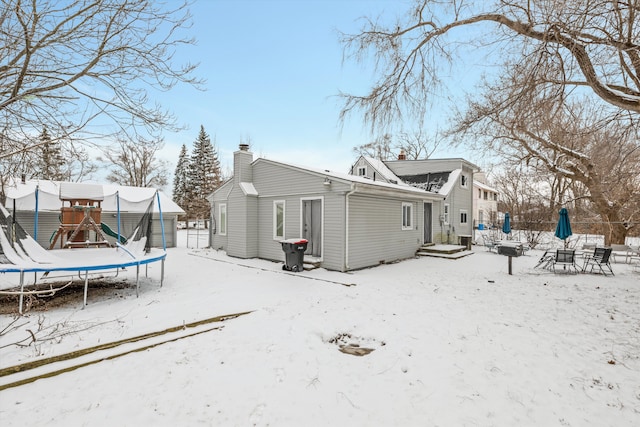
502 212 511 238
555 208 572 248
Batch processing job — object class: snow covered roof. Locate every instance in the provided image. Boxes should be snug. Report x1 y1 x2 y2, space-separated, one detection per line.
361 156 410 186
239 182 258 196
437 169 460 196
474 180 498 193
59 182 104 201
254 158 443 199
4 179 184 214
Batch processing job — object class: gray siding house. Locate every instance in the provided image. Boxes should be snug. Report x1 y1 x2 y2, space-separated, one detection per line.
209 145 444 271
351 156 479 245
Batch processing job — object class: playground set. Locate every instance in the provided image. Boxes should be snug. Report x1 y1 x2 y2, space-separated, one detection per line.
0 182 167 314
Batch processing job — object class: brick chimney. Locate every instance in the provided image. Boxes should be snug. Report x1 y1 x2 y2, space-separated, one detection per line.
398 149 406 160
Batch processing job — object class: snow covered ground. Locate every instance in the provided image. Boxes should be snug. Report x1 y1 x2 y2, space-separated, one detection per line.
1 231 639 426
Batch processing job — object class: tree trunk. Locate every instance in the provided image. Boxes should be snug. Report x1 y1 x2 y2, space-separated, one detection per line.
604 222 628 246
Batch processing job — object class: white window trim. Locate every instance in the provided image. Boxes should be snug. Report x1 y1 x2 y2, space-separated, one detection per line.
299 197 325 261
443 203 450 225
460 173 469 189
273 200 285 240
219 203 227 236
357 166 367 176
460 209 468 225
402 202 413 230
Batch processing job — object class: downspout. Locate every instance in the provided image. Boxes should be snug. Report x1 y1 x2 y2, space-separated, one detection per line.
11 198 16 249
344 182 357 271
34 185 39 241
116 191 121 244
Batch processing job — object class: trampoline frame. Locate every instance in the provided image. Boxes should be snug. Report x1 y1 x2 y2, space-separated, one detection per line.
1 189 168 314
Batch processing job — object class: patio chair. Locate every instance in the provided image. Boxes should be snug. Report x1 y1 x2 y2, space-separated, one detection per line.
582 247 614 276
552 249 578 274
577 243 596 260
534 249 555 270
481 235 497 252
610 244 632 263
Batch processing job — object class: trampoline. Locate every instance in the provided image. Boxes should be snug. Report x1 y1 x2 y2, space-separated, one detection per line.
1 187 167 314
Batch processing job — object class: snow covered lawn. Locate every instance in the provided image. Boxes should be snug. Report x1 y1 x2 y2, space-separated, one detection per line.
1 236 639 426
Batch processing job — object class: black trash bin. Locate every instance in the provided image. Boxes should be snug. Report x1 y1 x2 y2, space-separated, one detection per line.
280 238 308 272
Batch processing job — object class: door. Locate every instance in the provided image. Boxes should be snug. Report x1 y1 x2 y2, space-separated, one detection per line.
302 199 322 257
423 202 432 243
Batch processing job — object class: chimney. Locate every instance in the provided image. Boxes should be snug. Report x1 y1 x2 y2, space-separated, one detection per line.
398 149 406 160
234 143 253 183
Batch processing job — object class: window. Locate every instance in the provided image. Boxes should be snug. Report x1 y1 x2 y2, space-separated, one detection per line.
483 191 488 200
219 203 227 236
357 166 366 176
493 193 498 201
460 209 468 225
402 202 413 230
443 203 450 224
478 189 482 198
460 174 468 188
273 200 285 240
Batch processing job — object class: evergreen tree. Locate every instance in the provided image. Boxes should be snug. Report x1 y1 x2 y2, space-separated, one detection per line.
172 144 191 213
188 125 222 220
37 127 66 180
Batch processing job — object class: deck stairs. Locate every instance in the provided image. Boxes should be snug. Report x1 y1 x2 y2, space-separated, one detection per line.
416 243 474 260
303 257 322 271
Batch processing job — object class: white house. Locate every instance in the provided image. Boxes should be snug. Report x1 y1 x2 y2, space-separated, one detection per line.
473 173 499 230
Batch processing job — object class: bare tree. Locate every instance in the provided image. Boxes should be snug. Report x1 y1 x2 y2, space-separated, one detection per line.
0 128 97 205
340 0 640 130
396 129 441 159
0 0 202 160
100 136 169 188
63 143 99 182
493 165 568 248
353 133 394 160
454 71 640 244
353 129 441 160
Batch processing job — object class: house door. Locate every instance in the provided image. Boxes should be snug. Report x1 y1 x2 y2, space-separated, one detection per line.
302 199 322 257
423 202 432 243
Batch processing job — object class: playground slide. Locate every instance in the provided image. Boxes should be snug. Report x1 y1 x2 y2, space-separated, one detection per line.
100 223 127 244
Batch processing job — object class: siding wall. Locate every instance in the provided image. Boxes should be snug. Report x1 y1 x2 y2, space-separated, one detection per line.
210 181 232 250
347 194 422 270
433 165 474 244
226 185 251 258
252 161 348 271
210 213 228 250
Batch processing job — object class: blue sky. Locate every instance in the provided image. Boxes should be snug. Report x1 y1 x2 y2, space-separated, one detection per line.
157 0 478 177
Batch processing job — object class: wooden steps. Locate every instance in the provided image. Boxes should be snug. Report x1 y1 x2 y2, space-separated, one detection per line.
303 258 322 271
416 244 474 260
